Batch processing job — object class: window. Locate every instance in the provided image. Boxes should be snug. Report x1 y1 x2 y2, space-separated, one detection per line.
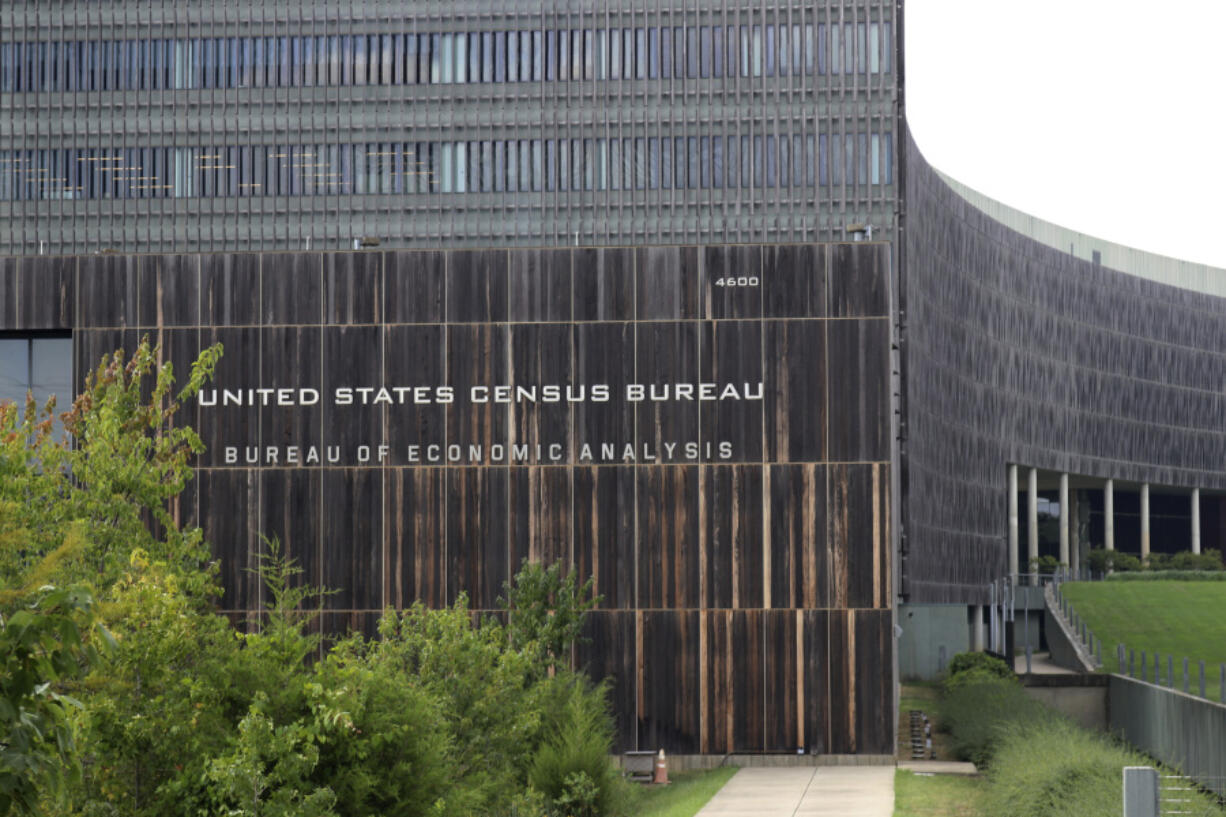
0 336 73 421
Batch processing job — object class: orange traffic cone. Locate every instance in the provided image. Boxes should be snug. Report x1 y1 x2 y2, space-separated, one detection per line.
652 749 669 785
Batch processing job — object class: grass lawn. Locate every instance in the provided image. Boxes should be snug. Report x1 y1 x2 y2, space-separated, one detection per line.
1062 581 1226 697
625 766 738 817
894 770 986 817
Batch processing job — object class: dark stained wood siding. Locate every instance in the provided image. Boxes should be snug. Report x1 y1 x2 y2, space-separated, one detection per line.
0 243 894 756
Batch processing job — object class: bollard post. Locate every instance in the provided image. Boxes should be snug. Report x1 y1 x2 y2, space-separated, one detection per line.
1220 664 1225 702
1123 767 1159 817
1095 638 1102 667
1129 649 1135 678
1118 644 1125 674
1199 660 1206 698
1140 651 1146 682
1183 657 1189 693
1026 644 1032 674
1167 655 1173 688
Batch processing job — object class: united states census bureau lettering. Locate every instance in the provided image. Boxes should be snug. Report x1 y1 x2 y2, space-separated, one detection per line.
201 380 761 467
197 381 764 407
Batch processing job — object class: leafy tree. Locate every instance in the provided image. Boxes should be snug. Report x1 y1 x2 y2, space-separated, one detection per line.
2 339 624 817
0 338 220 816
0 575 100 816
500 560 601 669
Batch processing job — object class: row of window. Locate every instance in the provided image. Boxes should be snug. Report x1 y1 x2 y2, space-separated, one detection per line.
0 132 892 201
0 22 891 93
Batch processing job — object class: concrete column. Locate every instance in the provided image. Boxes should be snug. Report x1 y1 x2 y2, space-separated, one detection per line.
1069 489 1080 574
971 605 985 652
1028 468 1039 571
1141 483 1150 561
1192 488 1201 555
1008 465 1019 578
1059 473 1070 567
1105 479 1114 551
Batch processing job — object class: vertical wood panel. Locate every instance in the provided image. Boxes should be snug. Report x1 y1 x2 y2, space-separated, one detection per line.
199 468 260 613
769 463 828 608
18 256 75 329
764 320 826 462
446 467 509 610
640 611 701 754
732 609 765 752
510 466 571 569
637 466 700 609
803 609 831 755
201 253 258 327
577 612 637 752
322 468 381 611
572 248 633 322
384 325 446 462
572 466 636 610
509 248 571 322
446 324 509 458
324 251 381 325
384 250 445 323
700 320 764 462
384 468 447 608
765 610 801 751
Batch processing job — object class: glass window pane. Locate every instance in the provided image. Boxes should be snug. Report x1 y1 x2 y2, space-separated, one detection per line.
765 25 775 77
779 25 789 77
31 338 72 417
506 32 518 82
700 27 711 78
0 339 27 405
660 27 670 79
449 34 464 83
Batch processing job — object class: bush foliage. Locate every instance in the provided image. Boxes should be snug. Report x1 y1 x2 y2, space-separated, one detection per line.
1087 547 1223 576
938 672 1226 817
0 340 626 817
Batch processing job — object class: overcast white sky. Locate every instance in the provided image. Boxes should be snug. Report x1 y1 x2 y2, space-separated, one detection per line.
905 1 1226 269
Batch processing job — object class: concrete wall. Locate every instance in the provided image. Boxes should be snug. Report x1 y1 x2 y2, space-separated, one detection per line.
1110 675 1226 798
1043 605 1096 673
898 604 969 680
1021 676 1108 732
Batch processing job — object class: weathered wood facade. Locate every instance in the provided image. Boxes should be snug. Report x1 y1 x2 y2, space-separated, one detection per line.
0 242 895 756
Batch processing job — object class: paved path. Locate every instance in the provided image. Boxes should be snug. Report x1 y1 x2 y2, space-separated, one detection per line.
1014 651 1070 675
693 766 894 817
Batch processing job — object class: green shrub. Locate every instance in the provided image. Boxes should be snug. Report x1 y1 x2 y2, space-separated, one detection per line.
528 675 626 817
1031 555 1063 575
1086 548 1141 573
943 667 1019 692
985 720 1144 817
1167 550 1224 571
938 680 1054 767
946 652 1014 681
1106 570 1226 581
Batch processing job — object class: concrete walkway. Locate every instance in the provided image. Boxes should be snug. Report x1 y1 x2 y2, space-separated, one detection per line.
693 766 894 817
1014 651 1070 675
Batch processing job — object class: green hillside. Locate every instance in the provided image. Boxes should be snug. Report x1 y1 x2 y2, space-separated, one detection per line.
1061 581 1226 697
